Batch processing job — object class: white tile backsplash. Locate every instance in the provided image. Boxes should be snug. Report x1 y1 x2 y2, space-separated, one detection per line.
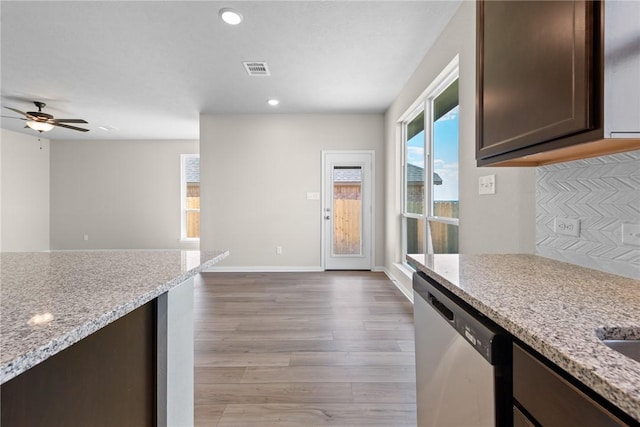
536 150 640 279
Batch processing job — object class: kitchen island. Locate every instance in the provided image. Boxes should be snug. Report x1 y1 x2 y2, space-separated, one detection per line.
0 249 228 427
408 253 640 425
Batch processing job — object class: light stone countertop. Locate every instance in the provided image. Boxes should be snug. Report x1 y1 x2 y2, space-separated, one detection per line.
407 253 640 423
0 249 229 384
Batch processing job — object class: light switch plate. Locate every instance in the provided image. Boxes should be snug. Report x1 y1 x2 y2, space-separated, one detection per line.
307 192 320 200
554 218 580 237
479 175 496 195
622 223 640 246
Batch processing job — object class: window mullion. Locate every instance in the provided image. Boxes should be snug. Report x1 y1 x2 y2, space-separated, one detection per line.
401 123 408 215
428 216 459 226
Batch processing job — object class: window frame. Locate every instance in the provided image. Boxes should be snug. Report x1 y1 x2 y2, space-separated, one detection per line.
180 153 200 241
400 56 459 266
428 79 459 225
401 105 427 260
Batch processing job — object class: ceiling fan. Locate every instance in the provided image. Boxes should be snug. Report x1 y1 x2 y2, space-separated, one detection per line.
3 101 89 132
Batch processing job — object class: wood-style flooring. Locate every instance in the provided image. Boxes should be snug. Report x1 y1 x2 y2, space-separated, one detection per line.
193 271 416 427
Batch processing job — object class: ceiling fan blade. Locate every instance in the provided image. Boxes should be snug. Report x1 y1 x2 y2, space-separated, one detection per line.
53 123 89 132
51 119 89 124
1 115 26 120
4 107 28 117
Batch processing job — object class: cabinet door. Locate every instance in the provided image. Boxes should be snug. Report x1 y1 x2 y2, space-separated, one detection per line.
477 0 597 161
604 0 640 137
1 302 156 427
513 343 628 427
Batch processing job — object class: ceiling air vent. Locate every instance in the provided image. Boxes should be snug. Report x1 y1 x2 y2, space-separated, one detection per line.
243 61 271 76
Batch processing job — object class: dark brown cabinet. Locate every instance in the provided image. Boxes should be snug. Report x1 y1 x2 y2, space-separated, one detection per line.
513 405 536 427
476 0 640 166
1 302 157 427
513 343 634 427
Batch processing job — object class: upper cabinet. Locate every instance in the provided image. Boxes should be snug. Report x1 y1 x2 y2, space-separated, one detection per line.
476 0 640 167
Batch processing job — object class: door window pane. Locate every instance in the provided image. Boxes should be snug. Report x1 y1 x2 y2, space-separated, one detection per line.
332 166 362 255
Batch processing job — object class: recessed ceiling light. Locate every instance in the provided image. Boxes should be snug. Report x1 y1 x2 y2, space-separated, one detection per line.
267 99 280 107
219 8 243 25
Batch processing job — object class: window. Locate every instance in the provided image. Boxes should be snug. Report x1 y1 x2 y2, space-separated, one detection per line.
403 109 426 256
401 61 459 263
181 154 200 240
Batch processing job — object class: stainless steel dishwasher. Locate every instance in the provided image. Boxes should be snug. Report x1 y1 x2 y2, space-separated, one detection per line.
413 271 511 427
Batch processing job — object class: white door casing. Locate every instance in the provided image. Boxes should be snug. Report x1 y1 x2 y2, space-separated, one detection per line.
322 151 374 270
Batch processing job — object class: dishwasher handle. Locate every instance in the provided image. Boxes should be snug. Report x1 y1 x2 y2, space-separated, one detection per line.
427 292 454 323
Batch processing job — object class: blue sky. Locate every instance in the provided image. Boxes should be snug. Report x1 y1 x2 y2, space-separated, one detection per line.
407 106 459 202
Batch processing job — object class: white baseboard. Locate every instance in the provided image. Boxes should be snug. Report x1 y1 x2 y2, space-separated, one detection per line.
203 266 324 273
376 266 414 303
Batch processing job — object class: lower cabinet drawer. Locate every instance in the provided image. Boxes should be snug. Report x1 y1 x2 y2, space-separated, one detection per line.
513 406 536 427
513 343 627 427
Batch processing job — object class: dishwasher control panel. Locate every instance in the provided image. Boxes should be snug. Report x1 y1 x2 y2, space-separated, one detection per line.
416 271 509 365
461 322 492 361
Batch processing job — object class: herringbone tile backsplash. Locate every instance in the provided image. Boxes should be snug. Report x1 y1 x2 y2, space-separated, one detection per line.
536 150 640 279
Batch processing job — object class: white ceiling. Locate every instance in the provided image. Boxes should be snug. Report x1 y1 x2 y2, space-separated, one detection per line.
1 1 461 140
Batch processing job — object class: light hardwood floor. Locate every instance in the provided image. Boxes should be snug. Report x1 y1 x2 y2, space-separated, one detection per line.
194 271 416 427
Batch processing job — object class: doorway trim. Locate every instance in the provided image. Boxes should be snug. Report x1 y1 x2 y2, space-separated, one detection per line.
321 150 375 270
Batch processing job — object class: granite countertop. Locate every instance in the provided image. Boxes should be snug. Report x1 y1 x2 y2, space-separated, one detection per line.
407 253 640 423
0 249 229 384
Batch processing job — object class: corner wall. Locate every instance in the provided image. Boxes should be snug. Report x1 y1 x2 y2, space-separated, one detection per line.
384 1 536 296
199 114 385 269
0 129 51 251
50 139 198 249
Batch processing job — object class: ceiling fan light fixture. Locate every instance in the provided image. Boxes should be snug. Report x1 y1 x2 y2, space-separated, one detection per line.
219 8 243 25
26 120 54 132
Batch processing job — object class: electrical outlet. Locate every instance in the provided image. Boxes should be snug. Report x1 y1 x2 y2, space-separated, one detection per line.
276 246 283 255
479 175 496 195
622 223 640 247
554 218 580 237
83 234 89 241
306 192 320 200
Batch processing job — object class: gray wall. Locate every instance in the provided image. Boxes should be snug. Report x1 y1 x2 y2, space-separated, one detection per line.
0 129 51 252
536 150 640 279
50 139 199 249
199 113 385 269
384 1 536 296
